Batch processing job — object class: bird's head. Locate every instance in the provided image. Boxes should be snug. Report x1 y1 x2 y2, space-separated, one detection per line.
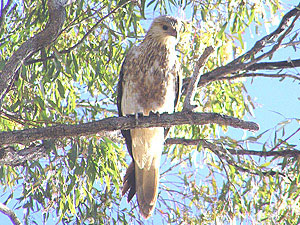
146 15 181 47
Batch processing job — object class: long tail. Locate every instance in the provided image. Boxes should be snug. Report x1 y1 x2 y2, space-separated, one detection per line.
135 156 159 219
122 159 159 219
122 127 163 219
132 127 164 219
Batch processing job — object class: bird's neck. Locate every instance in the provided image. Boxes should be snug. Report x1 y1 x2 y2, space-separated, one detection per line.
142 36 176 53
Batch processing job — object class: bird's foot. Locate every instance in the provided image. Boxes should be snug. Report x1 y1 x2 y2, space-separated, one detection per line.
149 111 160 117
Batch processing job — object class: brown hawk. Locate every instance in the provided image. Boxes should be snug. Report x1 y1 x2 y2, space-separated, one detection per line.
117 15 182 219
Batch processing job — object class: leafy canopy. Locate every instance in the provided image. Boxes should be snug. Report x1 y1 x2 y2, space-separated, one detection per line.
1 0 300 224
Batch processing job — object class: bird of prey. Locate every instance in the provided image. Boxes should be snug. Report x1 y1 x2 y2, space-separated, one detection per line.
117 15 182 219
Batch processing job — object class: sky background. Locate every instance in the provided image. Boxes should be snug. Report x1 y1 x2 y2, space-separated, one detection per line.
1 0 300 224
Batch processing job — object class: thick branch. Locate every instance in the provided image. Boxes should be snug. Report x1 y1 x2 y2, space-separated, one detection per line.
0 112 259 146
0 0 70 100
0 202 22 225
197 3 300 86
183 46 214 111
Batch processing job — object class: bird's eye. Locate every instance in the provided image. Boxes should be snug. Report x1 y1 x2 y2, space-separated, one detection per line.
162 25 168 30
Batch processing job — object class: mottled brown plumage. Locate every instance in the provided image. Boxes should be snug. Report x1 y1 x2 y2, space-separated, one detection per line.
117 15 182 219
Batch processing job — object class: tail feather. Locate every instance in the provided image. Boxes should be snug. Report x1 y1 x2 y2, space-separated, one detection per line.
135 157 159 219
122 127 163 219
122 162 136 202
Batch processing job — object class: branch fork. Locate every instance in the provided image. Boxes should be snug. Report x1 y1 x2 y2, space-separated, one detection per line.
183 46 214 111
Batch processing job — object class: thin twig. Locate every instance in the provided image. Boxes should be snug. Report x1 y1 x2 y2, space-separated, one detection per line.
246 14 300 65
270 127 300 151
210 145 242 200
165 137 293 179
202 139 288 178
280 40 300 48
160 158 189 176
247 59 300 71
165 138 300 158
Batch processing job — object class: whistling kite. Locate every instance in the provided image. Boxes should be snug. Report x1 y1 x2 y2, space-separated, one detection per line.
117 15 182 219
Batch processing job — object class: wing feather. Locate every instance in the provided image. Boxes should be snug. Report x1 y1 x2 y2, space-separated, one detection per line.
117 53 136 200
164 60 182 138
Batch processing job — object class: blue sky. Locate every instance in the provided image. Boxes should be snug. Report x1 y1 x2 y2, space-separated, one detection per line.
235 0 300 145
1 0 300 224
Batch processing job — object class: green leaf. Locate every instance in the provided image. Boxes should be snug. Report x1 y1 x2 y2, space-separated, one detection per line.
217 22 228 39
57 79 65 98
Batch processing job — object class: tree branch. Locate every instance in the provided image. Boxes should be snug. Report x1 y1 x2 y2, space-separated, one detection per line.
197 3 300 86
183 46 214 111
183 59 300 86
247 59 300 71
270 127 300 151
0 202 22 225
165 138 289 177
0 112 259 146
0 144 47 166
218 72 300 82
165 138 300 158
0 0 72 100
203 140 288 177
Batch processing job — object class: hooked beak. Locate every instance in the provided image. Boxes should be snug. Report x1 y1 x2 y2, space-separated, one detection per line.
168 28 177 39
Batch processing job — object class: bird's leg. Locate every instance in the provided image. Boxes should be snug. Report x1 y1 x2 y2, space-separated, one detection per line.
135 113 138 126
135 112 143 126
